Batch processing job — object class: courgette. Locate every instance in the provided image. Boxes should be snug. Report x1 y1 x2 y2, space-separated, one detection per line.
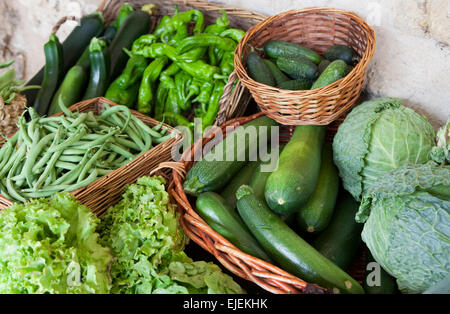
263 59 289 85
236 185 364 294
220 161 260 208
196 192 273 263
297 143 339 233
311 60 350 90
184 116 278 196
276 55 318 80
24 12 104 105
324 44 358 65
363 248 398 294
108 10 151 82
265 125 325 214
312 191 363 270
277 79 312 90
246 51 276 86
264 40 323 64
83 38 110 100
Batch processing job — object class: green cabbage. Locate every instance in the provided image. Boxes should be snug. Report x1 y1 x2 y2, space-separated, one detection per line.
430 117 450 165
0 193 112 294
358 162 450 293
333 98 436 201
98 176 245 294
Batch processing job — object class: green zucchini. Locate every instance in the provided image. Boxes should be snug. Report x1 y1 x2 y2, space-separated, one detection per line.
196 192 273 263
277 79 312 90
265 125 325 214
83 38 110 100
276 55 318 80
24 12 104 105
246 51 276 86
297 143 339 233
262 59 289 85
324 44 358 65
109 10 151 82
236 185 364 294
116 2 135 29
220 161 260 208
184 116 278 196
312 191 363 270
47 65 88 115
363 248 398 294
264 40 323 64
33 34 64 116
311 60 350 90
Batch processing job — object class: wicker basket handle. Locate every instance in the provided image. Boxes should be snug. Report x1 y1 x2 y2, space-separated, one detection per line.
51 16 80 35
150 161 186 180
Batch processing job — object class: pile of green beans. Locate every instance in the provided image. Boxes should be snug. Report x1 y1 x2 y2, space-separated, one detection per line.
0 103 173 203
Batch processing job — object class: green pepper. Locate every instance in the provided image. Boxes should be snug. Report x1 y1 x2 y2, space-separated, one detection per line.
202 80 225 131
220 28 246 43
153 15 171 39
204 10 230 34
174 71 193 111
115 50 149 89
193 81 214 114
131 34 157 55
160 63 180 84
220 51 234 76
116 2 135 29
176 34 237 55
167 23 189 47
105 79 139 108
164 88 181 114
154 83 169 117
137 56 169 114
186 78 203 101
168 9 204 35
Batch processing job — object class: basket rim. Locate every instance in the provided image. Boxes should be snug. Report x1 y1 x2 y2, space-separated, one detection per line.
234 6 376 95
169 113 330 294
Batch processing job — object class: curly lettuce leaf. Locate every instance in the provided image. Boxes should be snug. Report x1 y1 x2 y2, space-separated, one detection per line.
430 117 450 165
0 193 112 294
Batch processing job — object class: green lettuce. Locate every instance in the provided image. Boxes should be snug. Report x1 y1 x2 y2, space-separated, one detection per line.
0 193 112 294
333 98 436 201
98 176 245 294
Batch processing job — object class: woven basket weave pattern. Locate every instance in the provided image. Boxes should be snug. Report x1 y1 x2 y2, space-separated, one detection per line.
235 8 376 125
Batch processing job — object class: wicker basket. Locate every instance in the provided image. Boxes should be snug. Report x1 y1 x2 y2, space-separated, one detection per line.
168 112 366 294
87 0 267 125
234 7 376 125
0 97 182 216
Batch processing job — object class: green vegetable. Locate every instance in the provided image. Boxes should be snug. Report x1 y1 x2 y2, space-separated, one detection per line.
137 56 169 114
115 52 148 89
176 34 237 55
116 2 135 29
297 143 339 233
236 185 364 294
265 125 325 214
33 34 64 116
423 275 450 294
196 192 272 262
0 193 112 294
430 117 449 165
105 79 140 107
264 40 323 64
357 161 450 293
82 38 110 100
246 51 276 86
318 59 331 73
201 80 225 131
276 55 318 80
184 116 278 196
277 79 312 90
98 176 245 294
333 98 436 201
263 59 289 85
324 45 358 65
204 10 230 35
311 60 350 89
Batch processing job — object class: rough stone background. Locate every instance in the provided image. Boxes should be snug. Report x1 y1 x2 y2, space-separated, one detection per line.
0 0 448 128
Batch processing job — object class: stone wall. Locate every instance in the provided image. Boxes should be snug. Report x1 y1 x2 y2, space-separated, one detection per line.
1 0 448 128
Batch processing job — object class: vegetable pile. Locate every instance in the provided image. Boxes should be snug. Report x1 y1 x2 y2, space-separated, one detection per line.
246 40 356 90
0 103 171 203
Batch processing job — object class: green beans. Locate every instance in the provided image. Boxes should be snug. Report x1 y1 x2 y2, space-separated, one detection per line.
0 105 172 203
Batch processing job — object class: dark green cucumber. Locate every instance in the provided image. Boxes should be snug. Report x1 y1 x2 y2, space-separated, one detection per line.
109 10 151 82
236 185 364 294
265 125 325 214
311 60 350 90
246 51 276 86
312 191 363 270
33 34 64 116
184 116 278 196
297 143 339 234
264 40 323 64
277 79 312 90
363 248 398 294
83 38 110 100
324 45 358 65
276 55 318 80
196 192 273 263
263 59 289 85
48 65 87 115
318 59 331 73
220 161 260 208
24 12 104 105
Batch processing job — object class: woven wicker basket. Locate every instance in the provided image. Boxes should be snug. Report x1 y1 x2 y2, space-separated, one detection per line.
168 112 366 294
234 7 376 125
0 97 182 216
85 0 268 125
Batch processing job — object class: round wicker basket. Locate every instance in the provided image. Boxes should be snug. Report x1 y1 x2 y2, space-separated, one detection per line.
234 7 376 125
169 113 366 294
